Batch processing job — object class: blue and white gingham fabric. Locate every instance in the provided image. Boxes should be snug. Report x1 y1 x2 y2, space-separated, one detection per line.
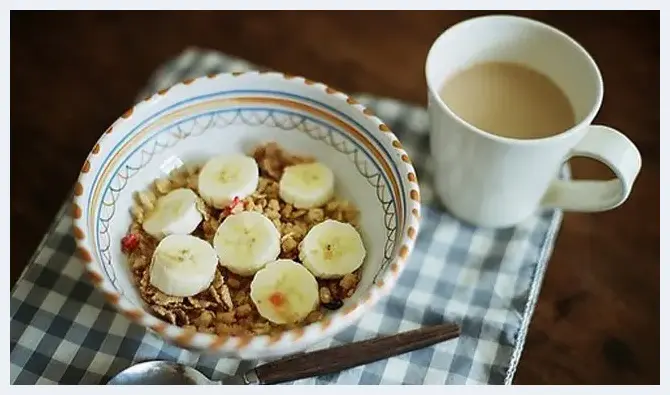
10 49 565 385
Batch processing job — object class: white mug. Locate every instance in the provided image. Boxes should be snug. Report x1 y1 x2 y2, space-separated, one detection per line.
425 15 642 228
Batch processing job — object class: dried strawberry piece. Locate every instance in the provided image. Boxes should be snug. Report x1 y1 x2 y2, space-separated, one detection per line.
230 196 241 209
269 291 285 307
121 233 140 253
221 196 241 217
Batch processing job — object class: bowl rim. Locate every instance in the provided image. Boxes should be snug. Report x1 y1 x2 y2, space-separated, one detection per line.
72 71 422 355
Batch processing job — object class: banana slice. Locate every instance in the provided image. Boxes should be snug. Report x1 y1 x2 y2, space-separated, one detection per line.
142 188 204 239
213 211 281 276
299 219 366 279
250 259 319 325
198 154 259 209
279 162 335 209
149 234 219 297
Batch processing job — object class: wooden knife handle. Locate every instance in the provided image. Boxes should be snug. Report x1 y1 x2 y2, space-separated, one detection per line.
251 322 460 385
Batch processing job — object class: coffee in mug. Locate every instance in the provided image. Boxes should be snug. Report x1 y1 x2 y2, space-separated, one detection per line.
438 61 576 140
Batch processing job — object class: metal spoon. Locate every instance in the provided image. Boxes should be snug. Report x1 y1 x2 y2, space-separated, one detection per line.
107 322 460 385
106 360 248 385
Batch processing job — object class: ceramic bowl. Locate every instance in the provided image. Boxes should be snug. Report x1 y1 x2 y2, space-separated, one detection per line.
73 71 421 359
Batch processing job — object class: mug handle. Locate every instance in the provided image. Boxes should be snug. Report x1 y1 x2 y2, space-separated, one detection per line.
541 125 642 212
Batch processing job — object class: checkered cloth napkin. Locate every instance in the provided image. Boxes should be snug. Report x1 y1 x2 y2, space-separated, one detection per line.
10 49 565 385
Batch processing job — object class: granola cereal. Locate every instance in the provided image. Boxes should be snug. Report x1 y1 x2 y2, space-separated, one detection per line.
122 142 363 336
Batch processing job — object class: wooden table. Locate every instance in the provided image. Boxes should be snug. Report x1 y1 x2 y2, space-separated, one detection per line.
10 10 659 384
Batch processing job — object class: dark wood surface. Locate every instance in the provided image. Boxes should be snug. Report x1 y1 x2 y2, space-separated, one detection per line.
10 11 659 384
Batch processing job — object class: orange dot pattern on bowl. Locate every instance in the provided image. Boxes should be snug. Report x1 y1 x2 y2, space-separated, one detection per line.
410 190 420 201
267 333 283 345
124 309 144 322
407 227 416 240
151 322 168 334
72 203 82 219
122 108 134 119
86 270 103 284
236 335 254 349
73 226 85 240
292 327 305 341
103 292 120 305
408 172 417 182
320 316 332 329
399 245 410 259
209 335 229 350
92 144 100 154
343 303 358 315
175 330 196 348
81 160 91 174
74 182 84 196
77 246 92 262
379 124 390 132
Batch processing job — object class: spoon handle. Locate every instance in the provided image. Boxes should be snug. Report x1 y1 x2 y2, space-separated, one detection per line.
247 322 460 385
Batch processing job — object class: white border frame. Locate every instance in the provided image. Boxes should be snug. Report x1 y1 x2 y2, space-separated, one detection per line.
6 1 665 392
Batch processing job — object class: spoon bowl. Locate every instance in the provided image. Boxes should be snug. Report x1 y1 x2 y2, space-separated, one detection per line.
107 361 228 385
